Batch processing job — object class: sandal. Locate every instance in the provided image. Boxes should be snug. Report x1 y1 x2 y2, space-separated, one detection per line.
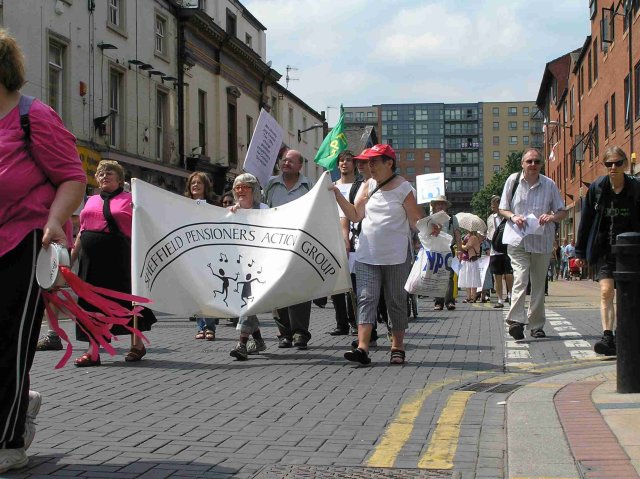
433 304 444 311
390 349 406 365
344 348 371 365
195 331 206 340
124 345 146 362
74 352 101 367
204 329 215 341
445 303 456 311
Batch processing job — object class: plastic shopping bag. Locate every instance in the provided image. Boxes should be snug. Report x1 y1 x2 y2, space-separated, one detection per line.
404 244 453 298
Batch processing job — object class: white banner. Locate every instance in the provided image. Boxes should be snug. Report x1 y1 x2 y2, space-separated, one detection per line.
132 173 351 317
416 172 446 205
242 109 284 188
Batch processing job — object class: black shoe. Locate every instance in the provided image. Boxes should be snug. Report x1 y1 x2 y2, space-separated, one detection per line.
530 328 546 338
344 348 371 365
278 337 292 348
508 322 525 340
493 302 504 309
594 332 616 356
294 340 308 350
328 328 349 336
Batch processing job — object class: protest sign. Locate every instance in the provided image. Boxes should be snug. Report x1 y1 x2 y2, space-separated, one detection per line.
132 173 351 318
242 109 284 187
416 172 446 205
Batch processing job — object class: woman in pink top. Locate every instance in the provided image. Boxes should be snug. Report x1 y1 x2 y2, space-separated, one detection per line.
0 29 86 473
71 160 156 367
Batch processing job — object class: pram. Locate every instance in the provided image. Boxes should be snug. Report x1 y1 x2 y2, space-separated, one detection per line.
568 257 581 280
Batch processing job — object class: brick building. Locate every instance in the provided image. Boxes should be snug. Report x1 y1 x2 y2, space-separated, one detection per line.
537 1 639 242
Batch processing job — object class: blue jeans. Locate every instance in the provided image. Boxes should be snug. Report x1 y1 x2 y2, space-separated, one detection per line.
195 317 217 332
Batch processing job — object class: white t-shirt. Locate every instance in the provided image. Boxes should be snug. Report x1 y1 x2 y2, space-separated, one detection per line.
355 180 413 265
335 182 352 218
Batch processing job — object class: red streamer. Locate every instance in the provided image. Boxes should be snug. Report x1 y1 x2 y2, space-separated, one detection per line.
42 265 151 368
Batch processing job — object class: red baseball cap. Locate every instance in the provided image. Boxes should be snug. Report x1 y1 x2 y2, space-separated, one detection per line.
354 144 396 161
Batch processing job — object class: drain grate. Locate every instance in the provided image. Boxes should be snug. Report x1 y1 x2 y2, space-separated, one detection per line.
252 465 452 478
454 382 522 394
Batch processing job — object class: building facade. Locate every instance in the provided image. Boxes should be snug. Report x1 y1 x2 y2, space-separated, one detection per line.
537 1 639 242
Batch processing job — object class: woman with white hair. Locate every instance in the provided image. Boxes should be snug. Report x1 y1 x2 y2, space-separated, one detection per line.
227 173 269 360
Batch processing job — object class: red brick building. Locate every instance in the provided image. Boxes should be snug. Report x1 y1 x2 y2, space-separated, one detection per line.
536 2 639 242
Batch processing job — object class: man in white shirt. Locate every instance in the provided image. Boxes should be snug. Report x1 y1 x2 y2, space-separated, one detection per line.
486 195 513 308
499 149 567 340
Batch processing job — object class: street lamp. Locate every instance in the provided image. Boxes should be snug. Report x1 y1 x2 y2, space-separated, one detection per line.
297 123 323 143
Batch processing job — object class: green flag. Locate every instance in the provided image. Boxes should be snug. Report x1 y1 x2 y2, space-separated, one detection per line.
314 106 347 170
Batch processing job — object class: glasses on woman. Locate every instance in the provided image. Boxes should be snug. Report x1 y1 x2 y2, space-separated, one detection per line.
604 159 624 168
233 184 252 192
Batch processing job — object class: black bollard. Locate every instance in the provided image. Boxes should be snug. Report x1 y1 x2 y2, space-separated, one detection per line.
612 232 640 393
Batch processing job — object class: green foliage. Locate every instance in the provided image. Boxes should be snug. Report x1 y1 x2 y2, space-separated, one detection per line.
471 151 523 219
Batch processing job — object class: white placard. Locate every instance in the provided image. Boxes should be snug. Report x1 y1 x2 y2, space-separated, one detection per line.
416 173 446 205
242 109 284 188
131 173 351 318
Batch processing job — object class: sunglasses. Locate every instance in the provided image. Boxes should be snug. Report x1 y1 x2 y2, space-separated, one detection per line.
233 184 252 192
604 159 624 168
524 159 542 165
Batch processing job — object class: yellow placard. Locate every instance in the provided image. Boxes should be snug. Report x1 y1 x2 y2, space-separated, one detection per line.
77 146 100 187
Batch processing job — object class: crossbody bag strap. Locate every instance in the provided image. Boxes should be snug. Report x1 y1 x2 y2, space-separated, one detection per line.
369 174 397 197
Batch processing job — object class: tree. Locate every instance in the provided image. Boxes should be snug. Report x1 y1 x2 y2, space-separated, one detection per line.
471 151 523 219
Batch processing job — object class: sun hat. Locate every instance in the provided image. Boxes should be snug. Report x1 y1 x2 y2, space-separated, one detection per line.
430 194 451 206
353 144 396 161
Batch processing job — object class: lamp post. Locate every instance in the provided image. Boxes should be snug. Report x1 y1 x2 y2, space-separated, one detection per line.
297 124 323 143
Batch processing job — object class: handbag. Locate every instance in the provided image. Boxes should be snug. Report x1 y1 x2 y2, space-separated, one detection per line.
491 172 521 254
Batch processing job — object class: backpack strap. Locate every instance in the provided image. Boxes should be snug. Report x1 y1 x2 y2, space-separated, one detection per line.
18 95 35 146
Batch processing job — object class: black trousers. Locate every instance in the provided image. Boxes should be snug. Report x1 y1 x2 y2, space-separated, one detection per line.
0 231 44 449
331 292 356 331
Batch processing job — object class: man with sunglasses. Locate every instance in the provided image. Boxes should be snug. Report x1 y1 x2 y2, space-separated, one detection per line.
575 146 640 356
263 149 314 350
499 148 567 340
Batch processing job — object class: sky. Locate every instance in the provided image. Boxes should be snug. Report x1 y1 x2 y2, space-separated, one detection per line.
244 0 591 125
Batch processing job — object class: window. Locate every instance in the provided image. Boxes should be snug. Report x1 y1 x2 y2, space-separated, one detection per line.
48 40 65 115
624 74 631 129
523 121 529 130
156 90 167 160
493 121 499 130
523 107 530 115
424 152 431 161
270 96 278 121
593 37 598 80
345 112 353 120
508 121 517 130
109 69 124 148
406 152 415 161
493 165 502 174
587 49 592 89
493 151 500 160
367 111 375 118
108 0 125 31
155 15 166 55
492 136 499 145
523 136 530 145
226 9 236 36
611 93 616 132
635 60 640 120
508 107 517 116
245 33 252 48
590 0 597 19
593 115 599 156
198 90 206 155
245 115 253 149
509 136 518 145
227 102 238 167
492 107 499 116
406 167 415 176
423 166 431 174
604 100 610 138
288 106 294 132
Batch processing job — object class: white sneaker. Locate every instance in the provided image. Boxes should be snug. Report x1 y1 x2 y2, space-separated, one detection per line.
23 391 41 450
0 448 28 473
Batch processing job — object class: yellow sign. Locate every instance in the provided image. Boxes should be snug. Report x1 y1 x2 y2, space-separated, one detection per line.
77 146 100 187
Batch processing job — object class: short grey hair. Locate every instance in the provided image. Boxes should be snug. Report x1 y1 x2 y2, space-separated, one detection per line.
232 173 261 207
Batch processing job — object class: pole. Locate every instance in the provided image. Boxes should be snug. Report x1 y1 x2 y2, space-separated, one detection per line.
612 232 640 393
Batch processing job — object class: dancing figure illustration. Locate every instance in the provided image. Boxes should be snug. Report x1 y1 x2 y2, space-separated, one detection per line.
207 263 238 306
234 273 265 307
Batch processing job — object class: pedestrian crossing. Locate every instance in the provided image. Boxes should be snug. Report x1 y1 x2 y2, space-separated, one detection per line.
504 308 597 368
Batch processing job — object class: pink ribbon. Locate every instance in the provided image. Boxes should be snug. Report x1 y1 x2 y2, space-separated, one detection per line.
42 266 151 368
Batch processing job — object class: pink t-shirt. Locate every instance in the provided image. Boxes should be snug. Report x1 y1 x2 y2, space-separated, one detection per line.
80 191 133 239
0 98 86 257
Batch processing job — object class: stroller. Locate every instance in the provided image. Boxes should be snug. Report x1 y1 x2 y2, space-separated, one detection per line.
568 257 581 280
